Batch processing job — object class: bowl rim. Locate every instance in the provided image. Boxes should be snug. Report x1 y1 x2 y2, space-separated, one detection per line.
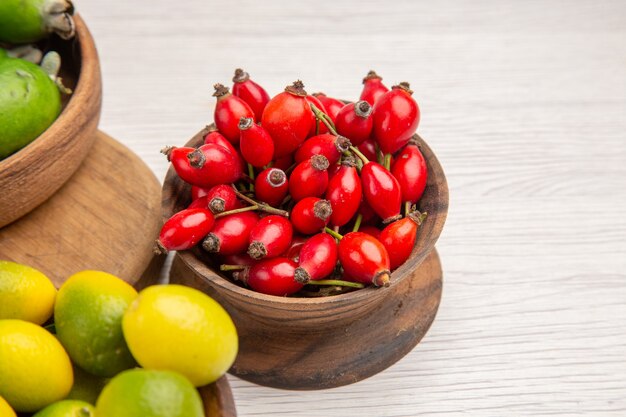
0 13 98 168
167 130 449 306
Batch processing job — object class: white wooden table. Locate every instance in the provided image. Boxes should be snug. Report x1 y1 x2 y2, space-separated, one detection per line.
78 0 626 415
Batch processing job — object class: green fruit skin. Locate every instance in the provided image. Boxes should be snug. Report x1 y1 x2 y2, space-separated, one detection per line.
0 48 7 61
32 400 95 417
54 283 138 378
0 0 47 43
96 369 204 417
66 365 108 404
0 57 61 159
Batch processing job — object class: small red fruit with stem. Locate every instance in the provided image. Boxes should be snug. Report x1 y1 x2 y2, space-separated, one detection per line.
231 68 270 121
203 125 238 155
157 208 215 252
255 168 288 207
294 233 338 283
289 155 330 202
392 139 428 210
188 184 241 213
290 197 332 235
325 156 362 227
372 82 420 155
335 100 374 146
232 257 303 296
261 80 314 157
360 70 389 105
247 215 293 260
379 211 427 270
213 83 255 144
238 117 274 168
305 94 330 136
202 211 260 256
294 133 351 166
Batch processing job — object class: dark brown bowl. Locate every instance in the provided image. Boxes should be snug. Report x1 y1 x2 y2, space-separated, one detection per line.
0 14 102 228
163 129 448 389
199 376 237 417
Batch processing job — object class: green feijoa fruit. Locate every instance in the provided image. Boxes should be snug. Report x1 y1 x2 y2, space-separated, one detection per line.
0 0 75 43
0 54 62 160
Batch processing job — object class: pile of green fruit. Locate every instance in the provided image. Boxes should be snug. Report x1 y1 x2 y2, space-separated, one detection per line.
0 0 75 160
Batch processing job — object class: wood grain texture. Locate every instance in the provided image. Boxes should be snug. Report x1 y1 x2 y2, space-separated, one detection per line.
76 0 626 415
199 376 238 417
0 131 162 288
162 129 447 389
0 15 102 227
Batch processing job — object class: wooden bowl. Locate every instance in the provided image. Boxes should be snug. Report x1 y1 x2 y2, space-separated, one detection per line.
0 14 102 228
164 130 448 390
199 376 237 417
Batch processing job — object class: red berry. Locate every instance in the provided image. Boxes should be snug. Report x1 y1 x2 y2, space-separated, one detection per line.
261 81 314 158
294 233 338 283
220 252 257 267
305 95 329 136
392 141 428 204
236 257 302 296
188 184 241 213
357 137 378 162
238 117 274 168
158 208 215 252
335 101 373 146
213 83 255 145
247 215 293 260
294 134 351 166
285 235 308 261
358 199 379 225
312 93 344 123
290 197 332 235
202 211 259 255
191 185 211 201
361 161 402 223
325 158 362 227
231 68 270 121
359 225 382 241
271 153 294 172
288 155 330 202
255 168 288 207
176 143 242 188
359 70 389 105
338 232 390 287
379 212 426 270
203 127 237 155
372 82 420 154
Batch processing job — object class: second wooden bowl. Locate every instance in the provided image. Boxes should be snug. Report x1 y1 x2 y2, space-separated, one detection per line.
164 130 448 389
0 14 101 228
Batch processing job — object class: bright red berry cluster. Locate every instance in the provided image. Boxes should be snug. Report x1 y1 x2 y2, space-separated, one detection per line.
159 69 429 297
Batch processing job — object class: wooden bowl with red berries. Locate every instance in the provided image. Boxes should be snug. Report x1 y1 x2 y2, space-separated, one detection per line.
162 71 448 390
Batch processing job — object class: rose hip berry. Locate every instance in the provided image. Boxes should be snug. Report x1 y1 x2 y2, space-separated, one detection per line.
188 184 241 213
392 139 428 205
326 157 362 227
288 155 330 202
202 211 260 255
380 211 426 270
372 82 420 154
231 68 270 121
312 92 344 123
183 143 243 187
294 133 351 166
262 80 313 158
290 197 332 235
247 215 293 260
335 100 373 146
255 168 289 207
338 231 391 287
360 70 389 105
305 94 330 136
238 117 274 168
235 257 303 296
213 83 255 144
158 208 215 252
361 161 402 223
294 233 338 283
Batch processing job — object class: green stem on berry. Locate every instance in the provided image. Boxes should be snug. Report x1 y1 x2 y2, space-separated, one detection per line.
384 153 392 170
309 103 337 135
236 182 248 192
375 143 384 165
306 279 365 289
214 205 259 219
352 213 363 233
324 227 343 240
349 145 370 165
232 185 290 217
404 201 411 217
247 163 255 192
220 264 247 271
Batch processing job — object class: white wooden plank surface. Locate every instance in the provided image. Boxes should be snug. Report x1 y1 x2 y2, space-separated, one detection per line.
76 0 626 415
